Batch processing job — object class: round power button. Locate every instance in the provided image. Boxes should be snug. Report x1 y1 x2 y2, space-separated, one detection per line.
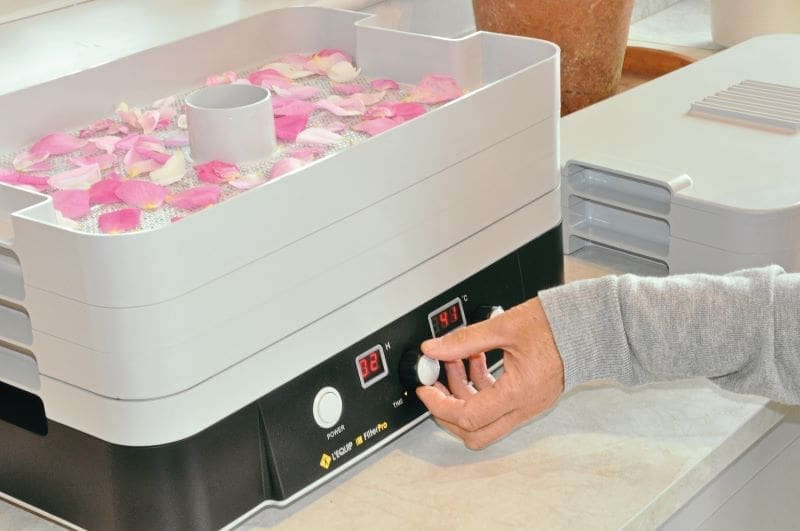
312 386 343 429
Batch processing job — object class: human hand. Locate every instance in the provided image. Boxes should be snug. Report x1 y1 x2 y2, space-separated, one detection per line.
416 297 565 449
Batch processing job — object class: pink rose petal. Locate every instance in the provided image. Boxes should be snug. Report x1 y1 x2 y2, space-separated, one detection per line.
29 133 87 156
274 115 309 142
371 79 400 91
390 102 428 120
116 103 141 128
13 151 50 172
332 83 364 96
116 134 160 152
286 147 324 161
306 51 351 75
0 169 48 191
327 61 361 83
229 171 268 190
272 98 317 117
17 174 49 191
98 208 141 234
134 141 171 165
353 118 402 136
364 106 393 120
315 95 366 117
52 190 90 219
407 74 462 104
150 150 186 186
81 143 100 157
194 160 240 184
153 96 177 126
270 158 307 180
166 184 221 211
325 121 347 133
124 148 162 177
247 69 292 89
71 153 116 171
352 91 386 106
89 177 123 205
115 180 168 210
79 118 115 138
139 110 160 134
366 102 427 121
206 71 237 85
315 49 352 62
296 127 343 146
122 137 168 176
261 62 315 80
48 163 102 190
272 85 320 100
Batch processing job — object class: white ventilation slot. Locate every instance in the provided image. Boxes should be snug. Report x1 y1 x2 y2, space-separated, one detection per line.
689 80 800 132
567 198 669 259
564 163 674 273
568 237 669 277
567 167 672 216
0 302 32 346
0 343 39 391
0 247 24 302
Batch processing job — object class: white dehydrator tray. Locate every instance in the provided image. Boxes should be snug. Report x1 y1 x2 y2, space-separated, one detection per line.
0 7 560 446
561 34 800 277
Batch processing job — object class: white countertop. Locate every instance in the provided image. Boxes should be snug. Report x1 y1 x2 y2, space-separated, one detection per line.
242 384 782 530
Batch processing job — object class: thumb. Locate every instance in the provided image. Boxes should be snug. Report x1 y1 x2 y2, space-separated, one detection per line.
420 317 509 362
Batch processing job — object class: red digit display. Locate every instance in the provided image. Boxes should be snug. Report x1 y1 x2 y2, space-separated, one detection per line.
356 346 388 388
429 298 466 337
358 357 370 379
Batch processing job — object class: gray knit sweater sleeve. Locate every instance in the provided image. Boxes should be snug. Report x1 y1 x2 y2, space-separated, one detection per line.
537 265 800 405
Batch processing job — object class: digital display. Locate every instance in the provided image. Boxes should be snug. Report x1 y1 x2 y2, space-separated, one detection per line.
428 297 466 338
355 345 388 388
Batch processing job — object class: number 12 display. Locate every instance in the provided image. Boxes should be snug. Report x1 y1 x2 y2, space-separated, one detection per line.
355 345 388 388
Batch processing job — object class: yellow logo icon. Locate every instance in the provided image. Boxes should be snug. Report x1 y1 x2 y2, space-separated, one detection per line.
320 453 332 470
355 435 364 446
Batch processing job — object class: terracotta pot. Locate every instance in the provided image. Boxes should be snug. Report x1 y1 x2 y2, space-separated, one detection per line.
473 0 634 115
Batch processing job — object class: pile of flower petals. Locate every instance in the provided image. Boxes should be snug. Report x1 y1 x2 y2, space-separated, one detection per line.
0 48 464 234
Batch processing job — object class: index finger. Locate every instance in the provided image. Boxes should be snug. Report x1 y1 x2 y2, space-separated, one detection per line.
421 317 510 362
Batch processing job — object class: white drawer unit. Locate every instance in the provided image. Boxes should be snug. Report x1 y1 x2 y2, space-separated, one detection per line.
561 35 800 277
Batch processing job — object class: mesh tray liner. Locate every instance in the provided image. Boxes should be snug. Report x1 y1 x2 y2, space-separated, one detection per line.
0 56 446 234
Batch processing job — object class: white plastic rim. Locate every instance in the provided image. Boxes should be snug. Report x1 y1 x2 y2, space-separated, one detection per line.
710 0 800 48
185 83 277 163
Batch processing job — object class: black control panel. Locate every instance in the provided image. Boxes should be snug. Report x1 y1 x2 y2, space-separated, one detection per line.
259 226 563 499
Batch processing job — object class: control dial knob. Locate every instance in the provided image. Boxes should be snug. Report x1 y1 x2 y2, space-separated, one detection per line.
473 305 505 322
399 350 441 388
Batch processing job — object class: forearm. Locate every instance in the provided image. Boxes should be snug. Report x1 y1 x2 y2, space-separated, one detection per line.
538 265 800 405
